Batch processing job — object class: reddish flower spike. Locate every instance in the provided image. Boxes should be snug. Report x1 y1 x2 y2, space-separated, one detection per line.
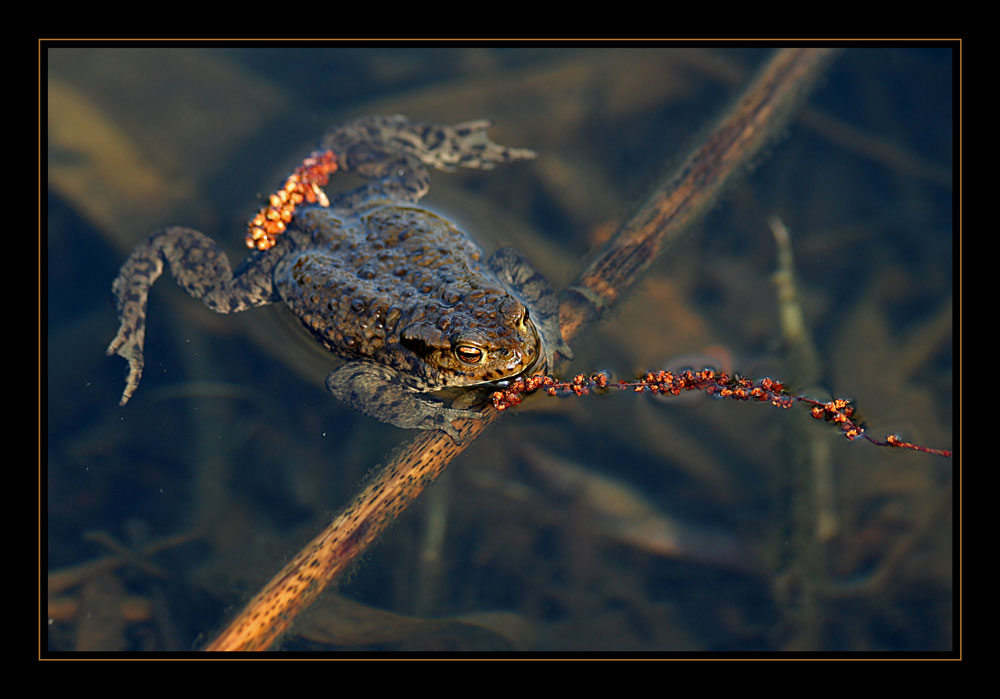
246 150 339 251
487 368 950 457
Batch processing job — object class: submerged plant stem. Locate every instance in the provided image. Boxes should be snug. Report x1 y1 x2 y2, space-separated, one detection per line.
559 48 840 340
204 422 493 651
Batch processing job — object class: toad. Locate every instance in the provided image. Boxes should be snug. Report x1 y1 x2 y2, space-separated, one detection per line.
107 115 571 443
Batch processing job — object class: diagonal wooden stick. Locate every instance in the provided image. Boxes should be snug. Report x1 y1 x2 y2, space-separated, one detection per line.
204 47 840 652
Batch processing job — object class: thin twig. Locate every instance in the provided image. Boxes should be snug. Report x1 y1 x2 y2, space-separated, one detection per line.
204 47 840 652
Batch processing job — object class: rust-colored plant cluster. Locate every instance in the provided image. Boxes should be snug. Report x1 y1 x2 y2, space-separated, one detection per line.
245 149 338 250
493 369 952 457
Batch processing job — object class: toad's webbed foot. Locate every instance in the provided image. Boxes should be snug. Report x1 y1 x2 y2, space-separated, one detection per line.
321 115 535 207
325 362 482 445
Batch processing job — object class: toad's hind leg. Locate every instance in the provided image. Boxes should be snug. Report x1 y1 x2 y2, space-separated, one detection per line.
489 246 573 371
107 226 278 406
320 115 536 209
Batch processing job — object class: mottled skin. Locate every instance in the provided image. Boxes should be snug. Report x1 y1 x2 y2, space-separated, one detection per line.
108 116 571 443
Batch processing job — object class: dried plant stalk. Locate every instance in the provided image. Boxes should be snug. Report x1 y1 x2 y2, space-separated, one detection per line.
205 417 497 651
204 47 839 652
559 47 840 338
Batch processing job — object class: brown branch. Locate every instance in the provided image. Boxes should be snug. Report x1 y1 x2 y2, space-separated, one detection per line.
204 419 494 651
558 47 840 342
203 47 840 652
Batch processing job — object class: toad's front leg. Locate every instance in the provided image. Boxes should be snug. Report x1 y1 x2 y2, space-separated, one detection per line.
325 362 482 444
107 226 279 405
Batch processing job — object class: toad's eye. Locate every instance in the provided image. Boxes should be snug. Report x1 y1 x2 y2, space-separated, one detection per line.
455 345 484 365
